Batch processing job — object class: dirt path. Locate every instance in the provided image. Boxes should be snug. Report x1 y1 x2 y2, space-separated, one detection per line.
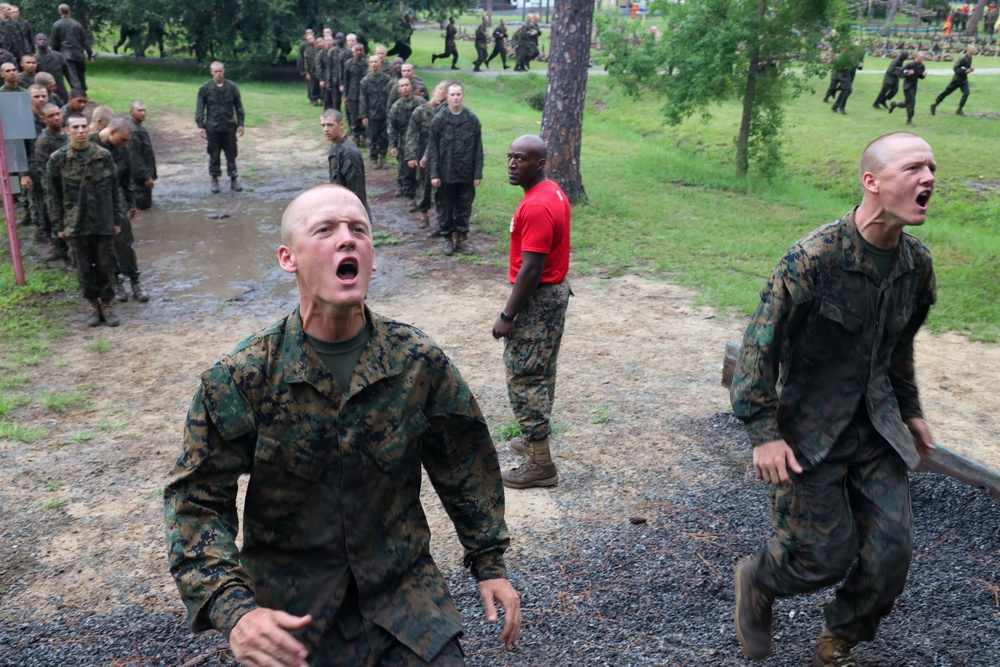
1 106 997 646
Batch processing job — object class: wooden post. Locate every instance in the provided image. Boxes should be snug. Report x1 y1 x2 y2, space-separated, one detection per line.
721 341 1000 500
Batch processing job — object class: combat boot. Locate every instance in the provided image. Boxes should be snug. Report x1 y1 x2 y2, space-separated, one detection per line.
230 176 243 192
930 102 937 116
131 278 149 303
502 438 558 488
114 278 129 303
408 198 419 212
211 176 220 193
812 629 856 667
509 437 530 456
419 211 430 228
956 107 965 116
734 559 774 660
85 300 102 327
100 299 120 327
443 234 456 256
453 232 472 254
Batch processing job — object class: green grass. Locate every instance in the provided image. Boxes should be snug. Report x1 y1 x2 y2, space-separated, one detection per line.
62 432 94 444
587 406 613 424
90 339 112 354
0 421 44 442
41 494 73 510
372 231 403 246
495 419 522 440
40 391 91 413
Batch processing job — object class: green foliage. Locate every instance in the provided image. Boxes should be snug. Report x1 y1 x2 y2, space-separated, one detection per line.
597 0 843 177
587 406 612 424
0 421 44 442
90 339 112 354
41 494 72 510
371 231 402 247
40 391 91 413
0 393 28 419
524 91 546 111
495 419 522 441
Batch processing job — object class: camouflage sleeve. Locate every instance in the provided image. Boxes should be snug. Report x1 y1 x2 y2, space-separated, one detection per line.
164 362 259 637
359 78 370 119
45 154 63 232
472 116 483 181
387 100 400 149
233 86 245 128
195 84 206 129
889 261 937 421
342 149 367 201
730 252 812 447
403 109 421 162
420 357 509 582
427 117 441 181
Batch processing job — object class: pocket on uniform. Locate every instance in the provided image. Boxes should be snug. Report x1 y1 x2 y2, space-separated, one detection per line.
366 407 430 474
818 297 865 333
247 436 326 520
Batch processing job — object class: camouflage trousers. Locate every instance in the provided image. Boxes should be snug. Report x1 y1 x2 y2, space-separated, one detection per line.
504 282 571 442
67 234 116 301
753 409 913 644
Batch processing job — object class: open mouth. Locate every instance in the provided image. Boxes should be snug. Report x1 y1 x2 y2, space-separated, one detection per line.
916 191 931 208
337 259 358 280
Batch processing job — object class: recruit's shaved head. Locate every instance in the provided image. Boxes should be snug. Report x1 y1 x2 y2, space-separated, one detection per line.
108 116 132 134
860 132 921 181
280 184 370 246
510 134 547 161
321 108 343 123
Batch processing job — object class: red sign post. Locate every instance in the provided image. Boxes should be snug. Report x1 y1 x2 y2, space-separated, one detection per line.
0 113 26 286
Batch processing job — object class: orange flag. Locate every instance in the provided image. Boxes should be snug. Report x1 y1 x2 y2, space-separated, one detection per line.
944 12 953 36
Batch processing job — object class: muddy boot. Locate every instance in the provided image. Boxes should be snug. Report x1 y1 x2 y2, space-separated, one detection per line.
408 198 419 212
930 102 937 116
443 233 456 256
131 278 149 303
427 227 441 237
734 559 774 660
211 176 220 193
956 107 965 116
46 244 62 262
509 437 531 456
230 176 242 192
502 438 558 488
418 211 430 228
812 629 856 667
100 299 120 327
85 300 102 327
114 278 129 303
453 232 472 254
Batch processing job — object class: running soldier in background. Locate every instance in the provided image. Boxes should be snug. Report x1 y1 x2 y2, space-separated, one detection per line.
343 42 367 148
47 112 125 327
406 80 448 229
322 108 369 220
888 52 927 125
486 18 509 69
432 16 459 69
931 45 976 116
359 54 390 169
873 50 908 110
493 134 572 491
473 16 489 72
129 100 157 210
427 82 483 256
387 77 424 209
33 102 67 261
50 4 92 93
831 60 863 115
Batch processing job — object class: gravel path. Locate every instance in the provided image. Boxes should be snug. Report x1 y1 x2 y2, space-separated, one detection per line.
3 413 996 666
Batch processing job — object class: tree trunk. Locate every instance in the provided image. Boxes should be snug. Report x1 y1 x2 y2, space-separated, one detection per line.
965 0 989 35
736 0 767 178
540 0 594 205
912 0 924 25
885 0 901 25
486 0 494 21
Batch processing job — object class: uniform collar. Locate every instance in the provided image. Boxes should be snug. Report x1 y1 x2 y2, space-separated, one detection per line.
841 207 915 282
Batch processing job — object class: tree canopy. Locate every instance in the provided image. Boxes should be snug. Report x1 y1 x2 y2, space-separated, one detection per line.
597 0 845 177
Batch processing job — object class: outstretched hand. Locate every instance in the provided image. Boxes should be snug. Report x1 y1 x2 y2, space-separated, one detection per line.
479 578 521 650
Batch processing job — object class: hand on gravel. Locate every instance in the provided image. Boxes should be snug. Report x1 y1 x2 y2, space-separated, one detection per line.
479 578 522 650
753 439 803 486
230 608 312 667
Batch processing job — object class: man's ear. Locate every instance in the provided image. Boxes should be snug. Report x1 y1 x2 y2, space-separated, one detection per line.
861 171 879 195
278 245 297 274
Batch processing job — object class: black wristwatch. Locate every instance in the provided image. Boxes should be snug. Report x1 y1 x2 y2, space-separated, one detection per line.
500 310 515 323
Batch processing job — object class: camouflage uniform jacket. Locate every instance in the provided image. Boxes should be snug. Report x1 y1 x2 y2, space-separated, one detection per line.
16 71 33 89
322 47 341 89
164 307 510 660
129 119 157 182
35 50 74 97
297 41 316 76
492 24 508 46
388 95 425 152
45 142 124 236
730 209 936 470
475 23 489 49
195 79 245 133
31 127 68 178
314 47 328 85
327 137 369 219
344 58 367 101
0 82 24 92
387 74 423 110
427 106 483 183
91 131 136 215
359 71 390 120
403 101 438 163
50 17 93 63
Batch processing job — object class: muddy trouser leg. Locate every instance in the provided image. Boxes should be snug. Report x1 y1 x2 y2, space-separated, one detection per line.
347 98 363 140
450 45 459 68
29 183 47 235
958 80 970 110
753 415 912 645
435 182 458 235
904 87 917 121
450 181 475 235
416 166 432 211
222 131 239 178
114 212 139 280
333 87 342 112
367 117 387 161
503 282 570 442
71 235 116 301
398 159 417 198
206 131 223 177
132 180 152 210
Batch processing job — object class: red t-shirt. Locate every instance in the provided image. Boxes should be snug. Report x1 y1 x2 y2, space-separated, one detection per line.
509 180 571 284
